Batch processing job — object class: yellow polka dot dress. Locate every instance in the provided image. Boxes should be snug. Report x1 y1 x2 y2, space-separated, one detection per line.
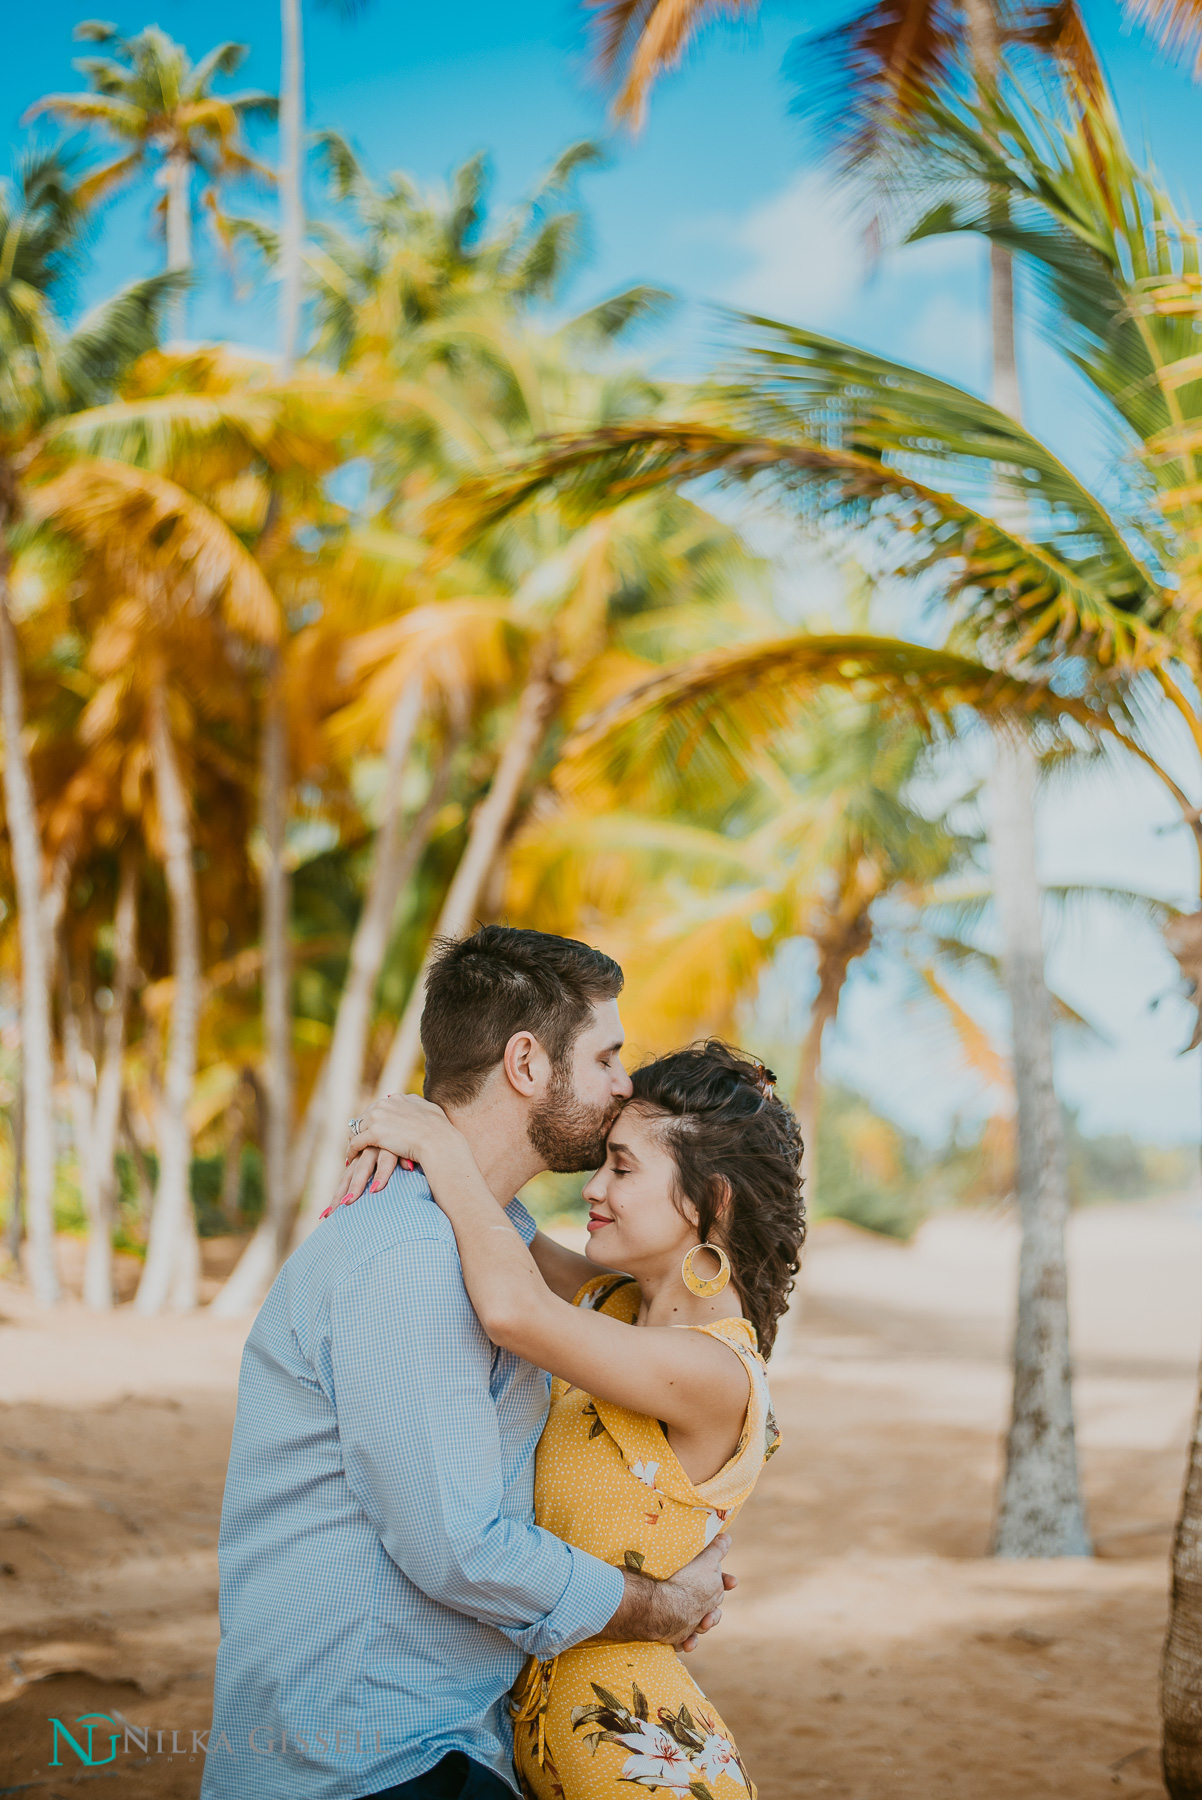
512 1273 780 1800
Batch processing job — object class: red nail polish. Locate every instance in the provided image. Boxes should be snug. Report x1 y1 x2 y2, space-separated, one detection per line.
400 1158 414 1171
319 1203 334 1220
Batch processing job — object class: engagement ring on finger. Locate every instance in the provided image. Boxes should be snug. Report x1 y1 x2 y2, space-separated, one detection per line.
348 1116 364 1135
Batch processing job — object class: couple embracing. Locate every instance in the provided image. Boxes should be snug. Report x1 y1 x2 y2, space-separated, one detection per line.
203 925 805 1800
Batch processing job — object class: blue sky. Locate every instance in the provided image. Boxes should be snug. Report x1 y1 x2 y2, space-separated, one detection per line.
7 0 1202 1145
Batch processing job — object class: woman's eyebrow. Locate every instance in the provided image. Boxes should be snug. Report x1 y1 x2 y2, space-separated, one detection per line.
607 1141 637 1163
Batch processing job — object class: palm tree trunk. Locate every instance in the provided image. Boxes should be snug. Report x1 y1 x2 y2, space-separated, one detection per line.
61 970 99 1293
989 733 1090 1554
989 243 1021 418
84 855 138 1310
136 685 201 1314
261 665 293 1257
1163 1225 1202 1799
298 677 422 1215
986 233 1090 1558
219 1077 251 1228
0 521 58 1305
278 0 305 371
793 995 833 1212
374 652 560 1100
5 1070 23 1270
209 674 297 1315
164 149 192 339
1160 910 1202 1794
291 689 466 1238
958 0 1090 1549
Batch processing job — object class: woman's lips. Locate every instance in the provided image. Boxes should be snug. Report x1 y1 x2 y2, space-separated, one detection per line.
586 1213 612 1233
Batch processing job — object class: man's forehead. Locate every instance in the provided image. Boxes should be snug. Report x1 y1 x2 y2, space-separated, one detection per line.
580 996 624 1045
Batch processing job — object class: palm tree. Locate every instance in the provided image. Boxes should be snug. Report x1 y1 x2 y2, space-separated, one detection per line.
511 693 992 1150
254 0 375 1330
25 23 276 337
580 0 1202 1568
0 148 177 1306
38 343 372 1309
447 60 1202 1792
277 141 687 1228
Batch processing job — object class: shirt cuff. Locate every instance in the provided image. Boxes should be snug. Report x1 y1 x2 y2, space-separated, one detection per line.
504 1197 538 1246
519 1550 626 1660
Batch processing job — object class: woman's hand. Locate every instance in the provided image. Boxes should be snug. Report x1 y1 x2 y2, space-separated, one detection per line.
322 1094 482 1220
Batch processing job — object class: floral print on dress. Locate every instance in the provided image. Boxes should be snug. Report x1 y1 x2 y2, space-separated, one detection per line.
571 1682 751 1800
702 1507 728 1546
514 1273 773 1800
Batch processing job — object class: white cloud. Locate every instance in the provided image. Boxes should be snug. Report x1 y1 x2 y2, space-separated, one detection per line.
717 169 864 324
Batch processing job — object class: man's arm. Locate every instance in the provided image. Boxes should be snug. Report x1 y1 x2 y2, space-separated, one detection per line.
329 1232 623 1661
605 1540 736 1652
528 1228 620 1303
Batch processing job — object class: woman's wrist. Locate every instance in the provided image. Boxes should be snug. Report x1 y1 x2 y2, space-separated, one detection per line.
422 1141 497 1210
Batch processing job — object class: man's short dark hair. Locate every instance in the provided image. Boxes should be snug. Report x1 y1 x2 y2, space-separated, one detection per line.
420 925 624 1106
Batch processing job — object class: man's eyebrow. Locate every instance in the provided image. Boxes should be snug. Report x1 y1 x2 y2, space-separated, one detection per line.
599 1039 625 1056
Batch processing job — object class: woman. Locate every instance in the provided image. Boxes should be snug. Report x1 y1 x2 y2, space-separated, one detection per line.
341 1041 804 1800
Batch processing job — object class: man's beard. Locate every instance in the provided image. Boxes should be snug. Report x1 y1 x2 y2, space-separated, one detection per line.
527 1061 622 1173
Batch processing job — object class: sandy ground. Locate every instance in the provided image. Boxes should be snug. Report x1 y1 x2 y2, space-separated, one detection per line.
1 1199 1197 1798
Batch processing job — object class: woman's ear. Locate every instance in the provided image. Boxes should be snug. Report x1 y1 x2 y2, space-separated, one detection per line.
711 1174 734 1231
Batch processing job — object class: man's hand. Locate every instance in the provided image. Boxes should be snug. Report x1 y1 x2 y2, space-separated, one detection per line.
598 1536 736 1652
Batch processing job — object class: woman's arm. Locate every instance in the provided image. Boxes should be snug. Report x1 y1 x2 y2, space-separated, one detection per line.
346 1098 748 1447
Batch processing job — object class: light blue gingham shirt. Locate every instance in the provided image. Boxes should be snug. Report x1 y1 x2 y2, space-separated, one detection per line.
202 1166 623 1800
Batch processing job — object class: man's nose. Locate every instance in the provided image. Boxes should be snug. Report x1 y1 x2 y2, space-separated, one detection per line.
614 1063 634 1099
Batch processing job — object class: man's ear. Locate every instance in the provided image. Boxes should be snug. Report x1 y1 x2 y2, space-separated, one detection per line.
502 1030 546 1097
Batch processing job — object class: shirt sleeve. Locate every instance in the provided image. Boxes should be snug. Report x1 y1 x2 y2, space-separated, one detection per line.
504 1197 538 1245
328 1235 624 1659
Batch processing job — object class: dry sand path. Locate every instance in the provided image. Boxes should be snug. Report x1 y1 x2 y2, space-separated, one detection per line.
1 1199 1197 1798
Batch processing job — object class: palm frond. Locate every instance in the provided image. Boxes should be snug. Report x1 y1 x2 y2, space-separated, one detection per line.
785 0 960 179
55 272 183 408
561 285 676 343
429 407 1166 668
893 75 1202 449
586 0 759 127
1126 0 1202 77
29 458 279 645
555 631 1115 807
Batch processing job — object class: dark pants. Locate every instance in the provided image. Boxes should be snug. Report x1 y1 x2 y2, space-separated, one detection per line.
360 1751 516 1800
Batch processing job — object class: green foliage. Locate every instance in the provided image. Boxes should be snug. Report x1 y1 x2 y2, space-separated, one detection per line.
517 1169 592 1226
51 1161 87 1234
235 1144 264 1223
189 1144 263 1236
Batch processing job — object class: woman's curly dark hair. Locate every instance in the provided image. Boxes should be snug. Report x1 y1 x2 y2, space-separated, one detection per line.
628 1039 805 1356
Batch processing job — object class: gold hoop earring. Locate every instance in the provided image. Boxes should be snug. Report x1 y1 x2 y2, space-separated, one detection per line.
681 1242 731 1298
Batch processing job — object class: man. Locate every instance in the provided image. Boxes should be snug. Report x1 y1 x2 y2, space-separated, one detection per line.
203 927 731 1800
